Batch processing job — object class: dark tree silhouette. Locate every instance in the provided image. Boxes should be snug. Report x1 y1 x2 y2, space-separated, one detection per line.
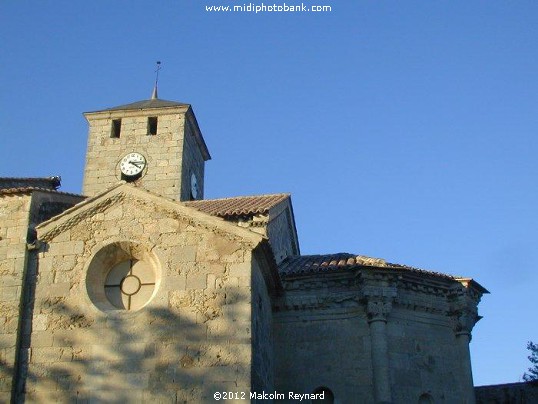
523 341 538 382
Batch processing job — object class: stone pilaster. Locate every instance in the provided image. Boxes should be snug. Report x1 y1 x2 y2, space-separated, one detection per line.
450 288 481 404
366 298 393 404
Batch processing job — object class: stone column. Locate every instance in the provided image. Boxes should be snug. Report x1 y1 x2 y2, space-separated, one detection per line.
452 309 478 404
367 299 392 404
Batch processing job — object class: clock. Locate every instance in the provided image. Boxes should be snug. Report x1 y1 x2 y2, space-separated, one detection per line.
190 172 199 199
119 152 146 178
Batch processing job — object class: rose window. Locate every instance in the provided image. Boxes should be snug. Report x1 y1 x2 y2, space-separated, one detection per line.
104 260 156 311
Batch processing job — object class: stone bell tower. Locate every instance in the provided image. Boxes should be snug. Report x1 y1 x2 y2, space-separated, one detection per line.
82 88 211 201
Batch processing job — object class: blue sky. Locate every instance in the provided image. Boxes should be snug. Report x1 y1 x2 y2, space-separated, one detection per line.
1 0 537 386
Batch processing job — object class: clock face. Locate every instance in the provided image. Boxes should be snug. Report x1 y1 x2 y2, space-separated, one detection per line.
190 172 199 199
120 152 146 177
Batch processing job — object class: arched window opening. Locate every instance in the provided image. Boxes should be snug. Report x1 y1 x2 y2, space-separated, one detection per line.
418 392 434 404
85 241 161 312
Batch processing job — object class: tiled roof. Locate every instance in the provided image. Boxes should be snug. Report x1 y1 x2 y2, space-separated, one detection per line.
0 176 61 190
278 253 456 280
0 177 83 197
0 187 83 197
185 193 289 217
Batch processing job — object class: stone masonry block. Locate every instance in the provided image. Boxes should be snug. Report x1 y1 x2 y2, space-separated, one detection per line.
48 241 84 256
1 286 20 301
0 334 17 349
6 247 25 259
30 347 71 363
157 218 179 233
33 314 48 331
186 274 207 290
163 274 186 291
28 332 53 348
228 262 251 277
186 365 243 382
91 343 148 362
207 319 251 340
47 282 71 297
6 226 25 241
172 245 197 263
207 273 217 289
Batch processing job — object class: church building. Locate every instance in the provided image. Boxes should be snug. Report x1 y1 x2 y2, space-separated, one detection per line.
0 89 487 403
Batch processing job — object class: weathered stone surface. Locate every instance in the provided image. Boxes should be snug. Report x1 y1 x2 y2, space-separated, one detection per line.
82 106 207 202
14 184 266 402
475 381 538 404
0 194 32 396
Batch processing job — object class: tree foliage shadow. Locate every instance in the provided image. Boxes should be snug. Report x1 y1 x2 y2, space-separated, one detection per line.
10 295 249 403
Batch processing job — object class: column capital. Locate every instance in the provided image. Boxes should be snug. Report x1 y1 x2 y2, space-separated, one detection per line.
366 299 393 323
450 306 480 338
449 286 482 338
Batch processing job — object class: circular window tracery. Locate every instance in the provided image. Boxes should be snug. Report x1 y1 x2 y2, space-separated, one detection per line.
86 241 160 312
104 259 156 310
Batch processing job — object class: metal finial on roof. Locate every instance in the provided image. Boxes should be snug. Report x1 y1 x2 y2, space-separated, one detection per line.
151 61 161 99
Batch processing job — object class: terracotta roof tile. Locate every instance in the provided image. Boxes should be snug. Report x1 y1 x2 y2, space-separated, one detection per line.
0 176 61 190
184 193 289 217
279 253 456 280
0 177 82 197
0 187 83 197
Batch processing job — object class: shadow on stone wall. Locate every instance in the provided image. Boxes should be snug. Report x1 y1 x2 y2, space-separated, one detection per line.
5 299 249 403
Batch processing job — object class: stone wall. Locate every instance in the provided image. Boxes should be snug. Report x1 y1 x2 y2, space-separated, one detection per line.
273 306 471 404
0 193 32 403
251 258 274 394
0 190 83 401
180 112 206 201
266 202 298 265
273 270 481 404
25 191 259 402
387 309 468 403
475 381 538 403
274 308 374 403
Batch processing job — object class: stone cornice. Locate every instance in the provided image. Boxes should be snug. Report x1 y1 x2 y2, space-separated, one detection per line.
395 293 449 315
273 288 445 317
273 291 362 312
273 289 452 319
447 282 484 337
84 104 190 119
230 215 269 228
132 195 258 247
283 267 456 297
37 184 265 248
39 192 125 242
282 271 359 292
274 268 479 320
455 277 489 301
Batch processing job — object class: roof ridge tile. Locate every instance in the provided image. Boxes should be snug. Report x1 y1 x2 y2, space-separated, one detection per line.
278 253 456 280
184 193 290 217
187 193 290 203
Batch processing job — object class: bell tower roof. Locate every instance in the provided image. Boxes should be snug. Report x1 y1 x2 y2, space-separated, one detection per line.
86 98 190 114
